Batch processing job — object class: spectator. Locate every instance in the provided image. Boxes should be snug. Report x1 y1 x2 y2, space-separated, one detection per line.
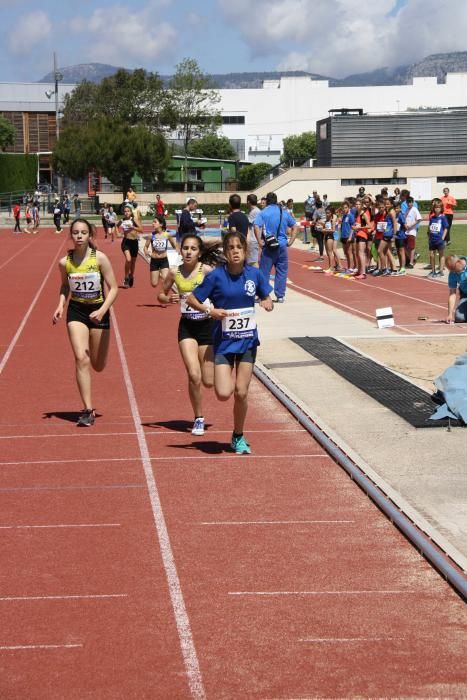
246 193 262 268
227 193 249 238
63 195 71 223
259 196 267 209
12 202 21 233
304 192 316 222
404 196 422 268
73 194 81 219
154 194 167 227
441 187 457 245
446 255 467 323
177 198 198 244
126 186 137 206
312 198 326 260
356 186 365 199
322 194 329 208
286 198 294 214
426 200 448 278
254 191 298 303
53 198 63 233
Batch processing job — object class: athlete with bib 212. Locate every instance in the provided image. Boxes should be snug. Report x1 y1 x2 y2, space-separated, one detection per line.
52 219 118 427
186 232 273 454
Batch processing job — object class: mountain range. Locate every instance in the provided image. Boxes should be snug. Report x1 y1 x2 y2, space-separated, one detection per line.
39 51 467 88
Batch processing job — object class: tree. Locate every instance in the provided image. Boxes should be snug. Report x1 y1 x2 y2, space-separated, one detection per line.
168 58 221 190
0 115 15 151
281 131 316 166
53 118 169 196
57 68 171 194
187 133 237 160
238 162 271 190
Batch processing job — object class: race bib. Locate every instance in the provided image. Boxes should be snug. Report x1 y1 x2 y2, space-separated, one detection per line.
180 294 209 320
69 272 101 300
222 307 256 340
430 222 441 234
121 221 133 233
325 221 332 230
376 221 387 232
152 237 167 252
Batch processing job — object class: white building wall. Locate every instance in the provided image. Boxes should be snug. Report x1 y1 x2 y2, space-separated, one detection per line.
218 73 467 163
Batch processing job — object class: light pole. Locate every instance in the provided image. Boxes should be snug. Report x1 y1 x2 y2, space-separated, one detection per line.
45 52 63 193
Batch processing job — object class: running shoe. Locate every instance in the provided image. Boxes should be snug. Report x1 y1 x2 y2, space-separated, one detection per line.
397 268 406 275
323 268 333 274
231 434 251 455
77 409 95 427
274 297 285 303
128 274 134 288
436 271 445 277
123 277 130 288
381 269 391 276
426 271 436 278
406 263 414 269
354 273 366 280
192 417 205 436
372 269 383 276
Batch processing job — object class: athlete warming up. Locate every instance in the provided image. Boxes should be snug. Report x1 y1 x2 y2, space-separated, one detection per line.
143 215 177 298
158 234 218 436
118 204 143 288
186 232 273 454
52 219 118 427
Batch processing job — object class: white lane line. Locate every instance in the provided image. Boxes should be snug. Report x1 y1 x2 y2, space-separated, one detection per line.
0 432 137 440
299 637 403 643
0 594 127 601
0 644 83 651
0 454 327 466
0 523 121 530
287 280 419 336
0 240 37 272
228 590 421 596
112 311 206 700
201 520 354 525
0 239 65 375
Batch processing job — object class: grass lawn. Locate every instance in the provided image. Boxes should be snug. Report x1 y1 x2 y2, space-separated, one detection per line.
408 223 467 264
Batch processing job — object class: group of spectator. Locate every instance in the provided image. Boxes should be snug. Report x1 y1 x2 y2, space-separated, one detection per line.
12 190 82 234
300 186 458 280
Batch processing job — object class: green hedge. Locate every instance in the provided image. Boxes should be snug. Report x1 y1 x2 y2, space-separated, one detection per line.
0 153 37 194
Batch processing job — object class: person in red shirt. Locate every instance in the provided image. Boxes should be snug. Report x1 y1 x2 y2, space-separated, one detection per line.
12 202 21 232
154 194 166 223
441 187 457 245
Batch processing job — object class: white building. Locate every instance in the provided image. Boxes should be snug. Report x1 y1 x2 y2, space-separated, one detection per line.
218 73 467 164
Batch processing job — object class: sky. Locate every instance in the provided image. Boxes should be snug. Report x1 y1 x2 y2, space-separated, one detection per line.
1 0 467 83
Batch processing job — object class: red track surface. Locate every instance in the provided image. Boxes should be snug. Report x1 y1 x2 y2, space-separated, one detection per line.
0 228 466 699
287 247 467 335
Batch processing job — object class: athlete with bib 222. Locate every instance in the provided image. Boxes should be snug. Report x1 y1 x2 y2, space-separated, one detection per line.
53 219 118 427
118 204 143 289
158 234 219 437
186 232 273 454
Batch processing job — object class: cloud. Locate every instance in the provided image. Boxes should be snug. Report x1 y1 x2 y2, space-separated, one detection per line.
9 10 52 54
69 3 177 65
218 0 467 77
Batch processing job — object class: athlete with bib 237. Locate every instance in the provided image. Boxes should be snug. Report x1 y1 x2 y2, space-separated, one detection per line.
186 232 273 454
53 219 118 427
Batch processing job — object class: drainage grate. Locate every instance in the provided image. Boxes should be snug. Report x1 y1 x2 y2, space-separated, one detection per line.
291 337 458 428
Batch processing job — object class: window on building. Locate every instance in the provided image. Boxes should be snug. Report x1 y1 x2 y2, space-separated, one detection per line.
341 178 408 186
188 168 202 182
319 123 328 140
436 176 467 183
222 116 245 124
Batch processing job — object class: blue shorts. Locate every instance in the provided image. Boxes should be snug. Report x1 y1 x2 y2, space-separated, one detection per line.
429 240 445 252
214 347 257 366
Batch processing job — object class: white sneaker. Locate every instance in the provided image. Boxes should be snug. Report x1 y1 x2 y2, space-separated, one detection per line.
192 417 205 436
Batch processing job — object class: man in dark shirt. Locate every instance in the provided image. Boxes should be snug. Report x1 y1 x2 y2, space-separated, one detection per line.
227 193 249 238
177 198 198 243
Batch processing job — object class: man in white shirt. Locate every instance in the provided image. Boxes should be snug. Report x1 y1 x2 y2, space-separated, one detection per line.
405 196 422 268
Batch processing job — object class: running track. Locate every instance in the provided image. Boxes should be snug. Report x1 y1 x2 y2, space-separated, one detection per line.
0 228 465 699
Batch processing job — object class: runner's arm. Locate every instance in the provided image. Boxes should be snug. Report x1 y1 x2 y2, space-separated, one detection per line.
52 259 70 324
